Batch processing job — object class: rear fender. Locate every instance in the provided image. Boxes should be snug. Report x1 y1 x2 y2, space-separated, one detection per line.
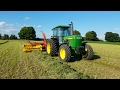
82 42 87 47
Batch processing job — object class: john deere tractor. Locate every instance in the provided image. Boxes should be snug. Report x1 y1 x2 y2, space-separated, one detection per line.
46 22 94 62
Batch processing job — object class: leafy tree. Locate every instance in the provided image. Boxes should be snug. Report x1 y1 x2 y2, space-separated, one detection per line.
18 26 36 39
26 27 36 39
2 34 9 40
105 32 119 42
73 30 81 35
82 37 85 41
85 31 99 41
10 34 17 39
18 26 27 39
0 33 1 39
112 33 119 42
118 37 120 42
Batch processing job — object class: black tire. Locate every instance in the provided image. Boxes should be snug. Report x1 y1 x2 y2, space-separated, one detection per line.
46 39 57 56
58 44 71 62
53 39 59 55
82 44 94 60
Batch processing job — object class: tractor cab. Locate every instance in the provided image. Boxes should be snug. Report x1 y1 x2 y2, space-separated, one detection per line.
52 26 70 37
52 26 70 44
51 22 74 44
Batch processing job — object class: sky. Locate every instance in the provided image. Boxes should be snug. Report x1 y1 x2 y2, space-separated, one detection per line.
0 11 120 40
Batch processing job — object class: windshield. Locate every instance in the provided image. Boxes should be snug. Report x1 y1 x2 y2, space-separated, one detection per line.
53 29 57 36
64 28 70 36
57 28 63 36
53 27 70 37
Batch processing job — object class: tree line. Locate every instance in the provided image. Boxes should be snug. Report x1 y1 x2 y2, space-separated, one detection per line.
0 34 17 40
1 26 120 42
74 30 120 42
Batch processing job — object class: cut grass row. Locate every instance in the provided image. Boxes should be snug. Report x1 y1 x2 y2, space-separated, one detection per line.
0 40 90 79
0 40 8 45
1 40 120 79
64 43 120 79
32 50 90 79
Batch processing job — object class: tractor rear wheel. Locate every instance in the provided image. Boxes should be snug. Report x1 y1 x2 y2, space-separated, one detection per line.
59 44 71 62
46 39 57 56
82 44 94 60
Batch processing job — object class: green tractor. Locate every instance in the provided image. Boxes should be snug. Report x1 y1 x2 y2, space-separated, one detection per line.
46 22 94 62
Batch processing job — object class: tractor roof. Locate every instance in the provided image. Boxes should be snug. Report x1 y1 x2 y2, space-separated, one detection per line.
52 25 69 30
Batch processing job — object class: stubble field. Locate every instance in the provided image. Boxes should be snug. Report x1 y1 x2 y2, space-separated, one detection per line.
0 40 120 79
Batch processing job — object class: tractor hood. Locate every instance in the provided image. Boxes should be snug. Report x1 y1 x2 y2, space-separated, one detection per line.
63 35 82 40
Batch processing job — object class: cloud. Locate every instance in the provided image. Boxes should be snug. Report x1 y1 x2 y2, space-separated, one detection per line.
6 23 14 27
98 35 105 40
114 28 119 30
0 21 19 36
15 23 21 26
0 21 6 28
24 17 30 20
0 21 42 38
37 25 42 28
1 28 18 35
9 27 13 29
22 24 34 27
23 23 26 26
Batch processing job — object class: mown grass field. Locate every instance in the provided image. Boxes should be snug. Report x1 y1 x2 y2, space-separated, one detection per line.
85 40 120 45
0 40 8 45
0 40 90 79
65 43 120 79
0 40 120 79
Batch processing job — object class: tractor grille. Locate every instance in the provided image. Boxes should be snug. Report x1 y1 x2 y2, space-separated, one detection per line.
75 46 85 54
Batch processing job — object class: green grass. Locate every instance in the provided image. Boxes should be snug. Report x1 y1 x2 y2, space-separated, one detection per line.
64 43 120 79
0 40 8 44
1 40 120 79
84 40 120 45
0 40 90 79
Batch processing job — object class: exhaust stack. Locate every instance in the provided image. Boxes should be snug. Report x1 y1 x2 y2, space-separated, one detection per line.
71 22 73 35
69 22 74 35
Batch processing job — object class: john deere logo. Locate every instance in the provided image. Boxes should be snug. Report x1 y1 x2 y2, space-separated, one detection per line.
76 37 81 39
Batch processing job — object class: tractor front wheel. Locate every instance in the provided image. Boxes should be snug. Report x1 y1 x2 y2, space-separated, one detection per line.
82 44 94 60
59 44 71 62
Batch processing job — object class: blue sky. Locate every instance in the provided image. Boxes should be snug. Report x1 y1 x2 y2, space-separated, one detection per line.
0 11 120 40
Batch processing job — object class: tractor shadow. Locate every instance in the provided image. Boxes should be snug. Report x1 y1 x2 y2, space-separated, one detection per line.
70 54 82 62
91 52 101 60
42 52 101 62
91 55 101 60
70 54 101 62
